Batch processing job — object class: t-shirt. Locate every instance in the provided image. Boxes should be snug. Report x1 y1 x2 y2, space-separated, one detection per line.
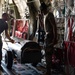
0 19 8 34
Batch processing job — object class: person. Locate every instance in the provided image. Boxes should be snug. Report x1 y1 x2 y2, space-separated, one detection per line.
36 9 45 45
0 13 14 70
9 9 15 36
22 32 27 39
40 2 57 75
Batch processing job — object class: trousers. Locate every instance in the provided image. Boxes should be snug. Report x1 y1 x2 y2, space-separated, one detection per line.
45 46 53 75
0 36 2 65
